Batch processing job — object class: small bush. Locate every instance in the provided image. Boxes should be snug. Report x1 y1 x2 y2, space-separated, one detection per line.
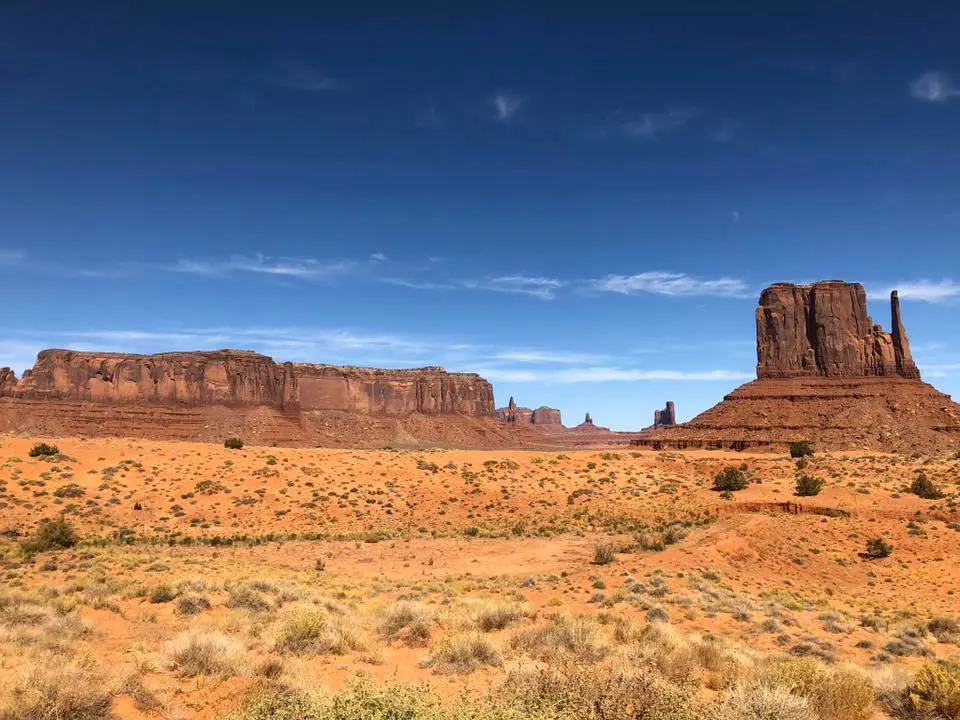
0 659 113 720
165 631 245 677
224 437 245 450
790 441 815 458
28 442 60 458
928 616 960 644
175 594 211 616
891 659 960 719
423 631 501 674
713 467 748 492
794 475 825 497
378 602 433 646
20 516 79 555
226 583 272 612
910 472 944 500
711 682 814 720
149 584 177 604
865 537 893 559
474 601 528 632
273 608 361 656
511 614 610 662
593 543 616 565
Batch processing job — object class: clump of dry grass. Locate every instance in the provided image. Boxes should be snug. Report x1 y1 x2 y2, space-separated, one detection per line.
0 657 114 720
758 657 874 720
378 601 433 646
423 631 502 674
471 600 529 632
165 630 246 677
500 659 696 720
511 613 610 661
708 682 814 720
273 607 363 656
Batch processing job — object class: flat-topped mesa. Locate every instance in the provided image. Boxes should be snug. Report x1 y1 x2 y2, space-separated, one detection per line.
495 400 563 425
2 349 495 416
756 281 921 380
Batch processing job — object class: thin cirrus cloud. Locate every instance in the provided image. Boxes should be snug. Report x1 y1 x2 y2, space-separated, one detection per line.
622 107 699 137
909 71 960 102
0 249 25 265
275 61 339 92
868 279 960 303
460 275 564 300
172 254 355 279
591 271 750 298
476 366 753 383
489 93 524 121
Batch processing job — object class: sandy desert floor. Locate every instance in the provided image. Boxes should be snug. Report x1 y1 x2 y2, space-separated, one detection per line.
0 435 958 719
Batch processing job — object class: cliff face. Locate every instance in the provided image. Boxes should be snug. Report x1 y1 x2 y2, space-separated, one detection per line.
495 397 563 426
0 349 494 416
756 282 920 380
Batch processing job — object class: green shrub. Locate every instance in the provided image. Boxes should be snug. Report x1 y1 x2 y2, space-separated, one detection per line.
20 516 79 555
910 472 944 500
224 437 245 450
865 537 893 559
790 441 815 458
713 467 748 492
28 442 61 458
794 475 825 497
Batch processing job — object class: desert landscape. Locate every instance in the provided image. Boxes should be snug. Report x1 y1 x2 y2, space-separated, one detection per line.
0 281 958 720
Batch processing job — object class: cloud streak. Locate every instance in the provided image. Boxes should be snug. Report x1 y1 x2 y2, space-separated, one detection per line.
461 275 563 300
868 279 960 303
591 271 750 298
172 254 354 279
909 71 960 102
622 107 698 137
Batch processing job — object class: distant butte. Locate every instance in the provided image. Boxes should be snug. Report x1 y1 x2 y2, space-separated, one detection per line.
637 281 960 452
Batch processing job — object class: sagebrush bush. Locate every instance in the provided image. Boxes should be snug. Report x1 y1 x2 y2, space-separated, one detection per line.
28 442 60 458
423 631 501 674
794 475 824 497
175 594 212 616
593 543 616 565
378 602 433 646
928 616 960 644
224 437 245 450
165 631 245 677
910 472 944 500
865 537 893 559
511 614 610 662
713 467 748 492
273 608 361 656
790 441 815 458
891 659 960 719
0 658 113 720
19 516 79 555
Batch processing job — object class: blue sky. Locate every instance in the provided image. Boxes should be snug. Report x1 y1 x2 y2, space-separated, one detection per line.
2 2 960 430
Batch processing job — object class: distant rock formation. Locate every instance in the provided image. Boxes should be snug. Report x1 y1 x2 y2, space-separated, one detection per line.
757 282 920 379
584 412 593 425
653 401 676 426
0 349 495 416
496 397 563 426
636 281 960 452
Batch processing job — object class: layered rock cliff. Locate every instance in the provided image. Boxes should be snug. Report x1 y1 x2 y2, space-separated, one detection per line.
496 397 563 426
756 282 920 379
0 349 495 416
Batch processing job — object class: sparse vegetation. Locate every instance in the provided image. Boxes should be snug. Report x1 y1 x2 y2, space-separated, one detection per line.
224 437 245 450
19 516 79 555
910 472 944 500
28 442 60 458
713 467 748 492
794 474 825 497
865 537 894 559
790 440 815 458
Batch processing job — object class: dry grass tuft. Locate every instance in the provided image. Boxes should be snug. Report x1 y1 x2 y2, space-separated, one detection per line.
423 631 502 674
0 657 114 720
165 630 246 677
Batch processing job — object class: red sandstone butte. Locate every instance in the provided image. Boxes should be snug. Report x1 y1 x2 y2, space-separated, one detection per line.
0 349 494 416
636 281 960 452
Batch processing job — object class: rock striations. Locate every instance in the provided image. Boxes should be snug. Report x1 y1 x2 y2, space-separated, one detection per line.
0 349 523 448
495 396 563 426
637 281 960 452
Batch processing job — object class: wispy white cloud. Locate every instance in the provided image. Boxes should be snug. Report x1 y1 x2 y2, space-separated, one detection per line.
909 71 960 102
591 271 750 298
0 249 25 265
461 275 564 300
476 366 752 383
490 93 524 121
622 107 698 137
172 254 354 279
868 279 960 303
276 61 339 92
381 278 457 291
490 350 609 364
369 253 387 263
